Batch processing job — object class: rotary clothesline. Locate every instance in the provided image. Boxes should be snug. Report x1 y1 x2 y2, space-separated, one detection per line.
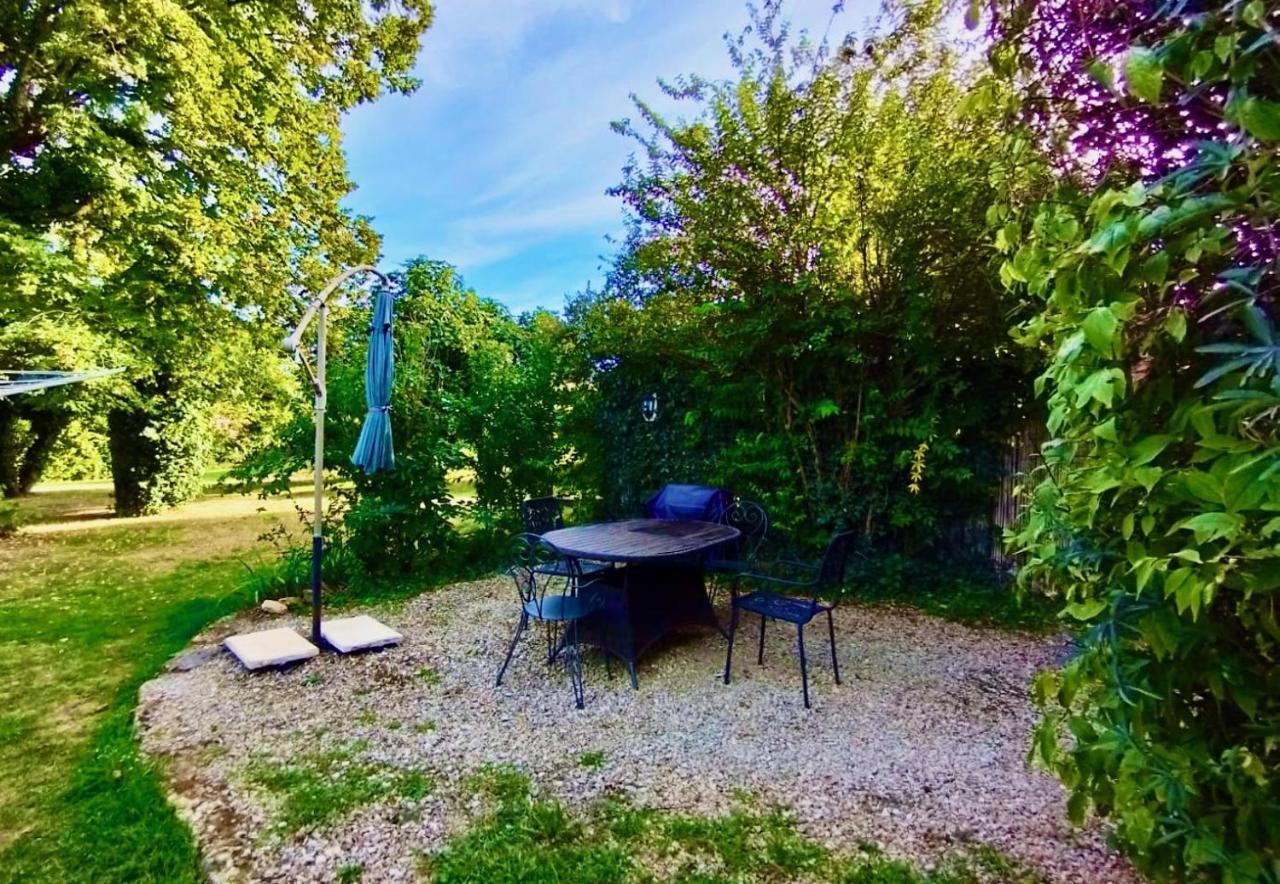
0 368 124 398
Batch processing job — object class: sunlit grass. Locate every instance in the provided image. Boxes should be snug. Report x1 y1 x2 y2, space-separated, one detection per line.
0 476 282 883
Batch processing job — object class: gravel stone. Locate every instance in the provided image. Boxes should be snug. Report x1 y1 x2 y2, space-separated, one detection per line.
137 576 1137 883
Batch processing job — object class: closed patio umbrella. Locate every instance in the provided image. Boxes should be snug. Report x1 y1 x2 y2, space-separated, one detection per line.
225 265 406 670
350 288 395 474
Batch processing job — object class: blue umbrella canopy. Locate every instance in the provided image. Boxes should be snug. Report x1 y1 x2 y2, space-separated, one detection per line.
350 289 396 474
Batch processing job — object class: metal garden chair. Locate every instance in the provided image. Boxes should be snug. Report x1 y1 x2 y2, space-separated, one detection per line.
521 496 567 535
722 530 857 708
521 496 610 581
708 500 769 576
495 533 602 709
705 500 769 606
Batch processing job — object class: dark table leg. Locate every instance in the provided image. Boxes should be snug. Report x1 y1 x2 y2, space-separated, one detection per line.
579 560 721 689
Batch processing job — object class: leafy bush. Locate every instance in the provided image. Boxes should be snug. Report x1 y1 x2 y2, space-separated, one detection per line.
107 396 214 516
570 4 1036 553
986 1 1280 879
235 259 579 584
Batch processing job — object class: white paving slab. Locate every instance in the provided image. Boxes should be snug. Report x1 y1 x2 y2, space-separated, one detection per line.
321 615 403 653
225 627 319 670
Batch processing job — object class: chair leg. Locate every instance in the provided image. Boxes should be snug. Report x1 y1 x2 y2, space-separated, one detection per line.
723 604 739 684
566 620 585 710
827 608 841 685
495 612 528 687
797 624 810 709
757 613 767 665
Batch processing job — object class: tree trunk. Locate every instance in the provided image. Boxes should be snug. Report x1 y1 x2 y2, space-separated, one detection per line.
108 397 211 517
17 410 71 494
0 401 71 497
0 401 20 498
108 406 154 517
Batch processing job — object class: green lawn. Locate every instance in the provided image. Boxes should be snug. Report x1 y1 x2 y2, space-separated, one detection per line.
0 478 292 883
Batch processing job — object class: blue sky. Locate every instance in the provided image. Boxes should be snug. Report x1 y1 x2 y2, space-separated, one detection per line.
341 0 876 315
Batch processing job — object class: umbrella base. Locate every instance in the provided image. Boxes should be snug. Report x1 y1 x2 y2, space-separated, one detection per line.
321 615 403 653
225 627 320 670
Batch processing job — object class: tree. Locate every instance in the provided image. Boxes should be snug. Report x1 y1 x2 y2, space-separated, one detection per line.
0 0 433 513
236 258 583 582
578 1 1034 548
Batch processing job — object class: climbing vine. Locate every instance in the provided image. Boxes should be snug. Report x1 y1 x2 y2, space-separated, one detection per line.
985 1 1280 879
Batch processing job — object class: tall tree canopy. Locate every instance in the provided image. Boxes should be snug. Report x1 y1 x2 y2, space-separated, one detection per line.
0 0 432 512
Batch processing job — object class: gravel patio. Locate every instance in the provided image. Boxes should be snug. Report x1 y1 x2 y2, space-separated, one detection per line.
138 576 1136 883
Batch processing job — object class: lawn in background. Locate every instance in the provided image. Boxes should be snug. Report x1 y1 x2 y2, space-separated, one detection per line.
0 477 296 883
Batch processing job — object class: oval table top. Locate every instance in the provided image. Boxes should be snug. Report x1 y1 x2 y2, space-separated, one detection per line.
542 519 739 564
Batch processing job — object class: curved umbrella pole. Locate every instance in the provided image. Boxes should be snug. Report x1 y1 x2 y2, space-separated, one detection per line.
283 265 391 646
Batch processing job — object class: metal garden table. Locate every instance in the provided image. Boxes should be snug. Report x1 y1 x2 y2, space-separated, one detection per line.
542 519 739 689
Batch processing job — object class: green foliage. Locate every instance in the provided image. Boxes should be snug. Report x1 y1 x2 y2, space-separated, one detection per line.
0 0 432 508
244 741 432 835
573 6 1035 552
989 6 1280 880
0 318 124 496
237 258 580 584
578 750 607 769
41 416 111 482
423 765 1035 883
107 396 213 516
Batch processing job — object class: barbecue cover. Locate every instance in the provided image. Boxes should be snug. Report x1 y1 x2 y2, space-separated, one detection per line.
642 484 732 522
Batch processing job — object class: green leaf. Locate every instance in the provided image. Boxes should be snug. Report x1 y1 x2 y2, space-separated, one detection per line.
1129 435 1173 466
964 0 982 30
1175 574 1205 619
1182 471 1223 504
1082 307 1119 355
1125 47 1163 104
1236 97 1280 141
1076 369 1124 409
1164 309 1187 343
1139 250 1170 286
1085 58 1115 92
1086 219 1133 255
1065 598 1108 621
811 399 841 420
1172 512 1245 544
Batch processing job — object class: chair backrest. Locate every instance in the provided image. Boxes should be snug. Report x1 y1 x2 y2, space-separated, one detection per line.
817 531 858 592
723 500 769 562
508 533 577 618
521 496 565 535
643 484 732 522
